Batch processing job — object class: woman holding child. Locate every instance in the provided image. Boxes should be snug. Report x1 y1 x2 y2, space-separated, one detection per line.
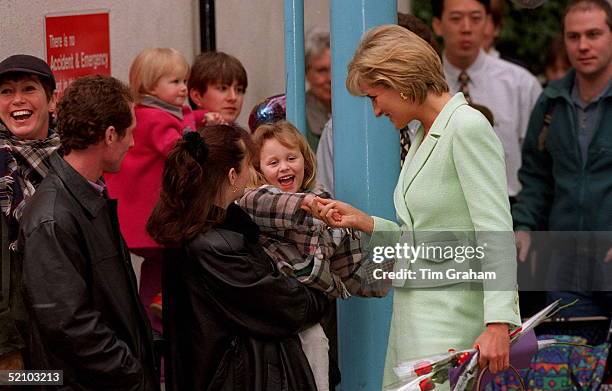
147 125 328 391
308 25 521 389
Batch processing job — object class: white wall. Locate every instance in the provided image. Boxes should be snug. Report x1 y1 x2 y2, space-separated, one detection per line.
398 0 412 13
0 0 198 85
216 0 330 127
1 0 411 127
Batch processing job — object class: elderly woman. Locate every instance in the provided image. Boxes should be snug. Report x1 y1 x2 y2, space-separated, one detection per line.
305 28 332 151
0 55 60 370
147 125 328 391
311 25 521 388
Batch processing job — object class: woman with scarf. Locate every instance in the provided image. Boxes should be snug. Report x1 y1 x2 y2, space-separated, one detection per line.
0 55 61 370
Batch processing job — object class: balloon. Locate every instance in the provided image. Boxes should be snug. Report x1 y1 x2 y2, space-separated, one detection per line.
248 94 287 133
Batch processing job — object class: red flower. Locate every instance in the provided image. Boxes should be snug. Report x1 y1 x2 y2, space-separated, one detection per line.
420 378 435 391
457 352 471 365
414 361 433 376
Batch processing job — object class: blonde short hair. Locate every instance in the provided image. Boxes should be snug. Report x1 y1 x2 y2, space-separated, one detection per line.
129 48 189 102
346 25 448 105
252 121 317 191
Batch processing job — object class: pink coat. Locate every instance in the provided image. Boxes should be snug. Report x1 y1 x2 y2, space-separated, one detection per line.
106 104 204 249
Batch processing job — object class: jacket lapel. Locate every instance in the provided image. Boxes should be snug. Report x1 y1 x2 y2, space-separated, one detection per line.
395 93 469 219
393 126 422 229
400 132 439 194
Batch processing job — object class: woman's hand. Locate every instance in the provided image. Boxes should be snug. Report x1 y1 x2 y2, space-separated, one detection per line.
473 323 510 374
302 197 374 234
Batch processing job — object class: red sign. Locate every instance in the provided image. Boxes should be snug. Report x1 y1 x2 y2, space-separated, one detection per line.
45 12 111 94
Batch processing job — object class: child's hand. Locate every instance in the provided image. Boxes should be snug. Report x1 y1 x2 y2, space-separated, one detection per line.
301 194 316 211
203 112 226 126
306 197 375 234
301 194 338 221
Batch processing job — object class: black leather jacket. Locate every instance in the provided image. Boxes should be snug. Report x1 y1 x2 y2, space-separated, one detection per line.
164 203 329 391
18 153 158 391
0 213 26 359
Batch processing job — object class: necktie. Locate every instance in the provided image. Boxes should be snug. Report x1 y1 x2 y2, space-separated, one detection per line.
458 71 472 103
399 127 411 167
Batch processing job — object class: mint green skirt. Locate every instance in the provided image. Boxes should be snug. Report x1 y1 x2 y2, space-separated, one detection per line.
382 285 486 390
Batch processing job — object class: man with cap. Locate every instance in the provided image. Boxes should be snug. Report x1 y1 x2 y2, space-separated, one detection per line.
0 54 60 370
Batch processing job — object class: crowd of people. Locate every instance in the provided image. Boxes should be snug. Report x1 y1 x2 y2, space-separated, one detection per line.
0 0 610 390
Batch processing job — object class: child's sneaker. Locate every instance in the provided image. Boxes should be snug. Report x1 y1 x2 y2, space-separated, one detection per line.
150 292 163 319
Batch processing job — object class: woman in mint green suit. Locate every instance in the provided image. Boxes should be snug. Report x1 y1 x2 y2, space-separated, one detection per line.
311 25 521 389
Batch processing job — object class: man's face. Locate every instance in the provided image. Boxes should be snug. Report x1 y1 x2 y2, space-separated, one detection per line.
0 75 54 140
104 105 136 173
305 48 332 107
433 0 488 68
564 6 612 80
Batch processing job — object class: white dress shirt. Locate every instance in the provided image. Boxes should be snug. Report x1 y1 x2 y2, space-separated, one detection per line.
443 50 542 196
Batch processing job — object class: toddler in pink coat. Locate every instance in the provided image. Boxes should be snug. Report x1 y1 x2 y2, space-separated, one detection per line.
105 48 220 327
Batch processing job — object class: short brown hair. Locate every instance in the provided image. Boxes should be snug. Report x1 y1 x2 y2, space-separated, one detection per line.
490 0 506 28
147 125 253 246
129 48 189 102
188 51 248 95
251 121 317 191
57 75 133 154
397 13 440 56
563 0 612 32
346 24 448 105
545 35 570 71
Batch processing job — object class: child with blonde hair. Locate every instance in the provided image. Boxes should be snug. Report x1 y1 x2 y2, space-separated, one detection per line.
105 48 200 329
238 120 386 391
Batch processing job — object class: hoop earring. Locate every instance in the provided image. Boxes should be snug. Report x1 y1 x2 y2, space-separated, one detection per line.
399 92 409 101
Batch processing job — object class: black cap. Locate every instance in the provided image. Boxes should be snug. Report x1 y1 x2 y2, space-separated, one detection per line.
0 55 56 90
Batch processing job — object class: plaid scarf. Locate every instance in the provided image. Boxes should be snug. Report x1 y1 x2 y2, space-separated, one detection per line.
0 123 60 224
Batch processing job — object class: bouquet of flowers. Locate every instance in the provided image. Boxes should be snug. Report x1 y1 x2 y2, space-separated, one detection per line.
385 300 566 391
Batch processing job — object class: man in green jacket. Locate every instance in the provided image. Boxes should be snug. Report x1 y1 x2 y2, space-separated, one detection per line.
513 0 612 316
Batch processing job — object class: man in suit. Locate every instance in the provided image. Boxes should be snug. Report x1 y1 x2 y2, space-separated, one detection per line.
432 0 542 204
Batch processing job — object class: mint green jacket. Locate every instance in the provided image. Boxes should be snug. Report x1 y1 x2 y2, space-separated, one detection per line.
367 93 520 326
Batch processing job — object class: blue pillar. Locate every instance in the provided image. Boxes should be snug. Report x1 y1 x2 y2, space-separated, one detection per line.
330 1 397 390
284 0 307 134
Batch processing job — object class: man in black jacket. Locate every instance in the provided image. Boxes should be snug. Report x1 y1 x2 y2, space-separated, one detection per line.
19 75 158 390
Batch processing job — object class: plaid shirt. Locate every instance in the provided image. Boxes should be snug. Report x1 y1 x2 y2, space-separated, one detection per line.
238 185 387 298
